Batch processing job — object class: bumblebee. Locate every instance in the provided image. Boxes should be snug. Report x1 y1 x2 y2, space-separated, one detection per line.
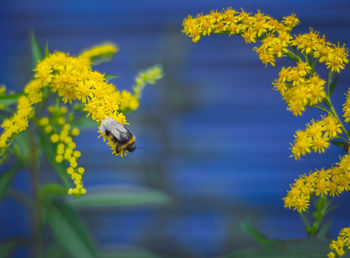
100 118 136 155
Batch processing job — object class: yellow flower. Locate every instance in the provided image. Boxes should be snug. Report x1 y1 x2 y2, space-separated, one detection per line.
329 227 350 257
50 134 60 143
39 117 49 126
290 116 340 159
71 127 80 137
284 153 350 213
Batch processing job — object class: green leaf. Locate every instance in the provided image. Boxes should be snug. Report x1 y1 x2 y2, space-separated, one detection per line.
317 220 331 239
91 54 115 66
100 250 160 258
31 32 44 68
43 242 70 258
47 201 98 258
223 238 337 258
67 188 169 209
0 239 23 258
240 218 277 246
104 74 119 80
0 167 19 202
328 75 339 97
286 51 300 62
0 93 24 106
38 126 70 188
12 130 32 165
70 118 97 128
40 183 68 199
331 140 346 149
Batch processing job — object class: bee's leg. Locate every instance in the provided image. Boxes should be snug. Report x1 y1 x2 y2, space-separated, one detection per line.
105 129 118 143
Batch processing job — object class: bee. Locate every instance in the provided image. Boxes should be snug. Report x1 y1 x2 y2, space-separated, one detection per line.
99 118 136 155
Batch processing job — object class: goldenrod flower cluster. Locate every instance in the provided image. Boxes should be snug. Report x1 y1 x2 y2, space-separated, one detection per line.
39 106 85 197
0 79 43 148
284 153 350 213
80 42 119 62
183 8 350 256
34 52 127 123
0 43 162 197
329 227 350 257
273 64 326 116
290 115 341 160
343 89 350 123
183 8 348 115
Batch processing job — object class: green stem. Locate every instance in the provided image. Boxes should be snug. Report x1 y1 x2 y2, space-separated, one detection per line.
300 213 311 230
327 72 335 96
310 196 329 237
326 96 349 140
29 126 43 258
301 197 329 237
286 49 302 62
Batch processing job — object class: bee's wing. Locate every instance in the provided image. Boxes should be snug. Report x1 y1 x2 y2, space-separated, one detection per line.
111 124 130 143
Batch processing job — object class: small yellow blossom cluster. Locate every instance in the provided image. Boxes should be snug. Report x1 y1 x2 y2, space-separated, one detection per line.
39 106 86 197
80 42 119 62
343 89 350 123
34 52 132 155
183 9 348 72
290 115 341 160
118 91 139 112
0 79 44 148
183 8 299 66
183 8 298 44
273 63 326 116
329 227 350 257
117 65 164 113
284 154 350 213
1 47 162 159
133 65 164 99
0 85 7 109
292 30 349 73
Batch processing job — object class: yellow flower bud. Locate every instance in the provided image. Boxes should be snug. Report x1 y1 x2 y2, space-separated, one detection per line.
44 125 53 133
60 106 68 114
55 155 63 163
67 167 74 174
69 142 76 149
39 117 49 126
57 117 65 126
63 124 71 131
57 143 65 154
50 134 59 143
71 128 80 137
78 167 85 174
73 150 81 158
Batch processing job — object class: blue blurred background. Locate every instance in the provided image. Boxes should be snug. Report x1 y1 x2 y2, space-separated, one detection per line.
1 0 350 257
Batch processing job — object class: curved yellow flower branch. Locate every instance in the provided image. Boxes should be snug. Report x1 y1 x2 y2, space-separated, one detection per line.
183 7 349 255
